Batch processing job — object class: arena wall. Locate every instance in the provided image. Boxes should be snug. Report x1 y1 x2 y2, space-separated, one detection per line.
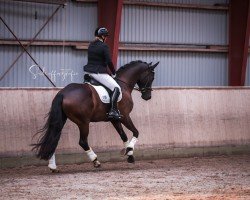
0 88 249 166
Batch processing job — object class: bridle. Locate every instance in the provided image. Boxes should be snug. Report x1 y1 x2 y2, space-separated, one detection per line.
114 77 133 89
136 69 154 93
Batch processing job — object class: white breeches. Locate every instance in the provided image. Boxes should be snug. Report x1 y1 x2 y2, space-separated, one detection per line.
87 73 121 93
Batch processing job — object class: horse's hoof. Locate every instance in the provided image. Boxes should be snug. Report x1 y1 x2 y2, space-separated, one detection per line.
127 155 135 163
93 159 101 168
50 168 60 173
125 147 133 156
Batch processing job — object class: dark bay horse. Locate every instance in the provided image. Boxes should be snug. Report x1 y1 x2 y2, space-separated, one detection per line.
33 60 159 171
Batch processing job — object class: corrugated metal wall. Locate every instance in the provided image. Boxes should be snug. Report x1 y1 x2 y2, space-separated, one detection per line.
118 51 228 86
129 0 229 4
120 4 228 45
119 0 228 86
0 0 229 87
0 1 96 87
0 1 97 41
0 46 86 87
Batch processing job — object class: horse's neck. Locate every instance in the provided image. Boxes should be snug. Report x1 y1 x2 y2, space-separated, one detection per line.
117 67 142 92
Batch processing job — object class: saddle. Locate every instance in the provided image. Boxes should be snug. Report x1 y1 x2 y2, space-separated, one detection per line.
84 74 122 104
84 74 112 93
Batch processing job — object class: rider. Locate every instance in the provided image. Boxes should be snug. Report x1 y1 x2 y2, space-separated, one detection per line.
84 27 122 120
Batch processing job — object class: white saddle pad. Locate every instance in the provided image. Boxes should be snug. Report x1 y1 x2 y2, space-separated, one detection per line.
86 83 122 104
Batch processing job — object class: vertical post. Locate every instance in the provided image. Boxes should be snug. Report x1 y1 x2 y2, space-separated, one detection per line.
98 0 123 68
228 0 250 86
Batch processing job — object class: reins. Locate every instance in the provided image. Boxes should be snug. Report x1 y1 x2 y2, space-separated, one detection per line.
114 77 135 90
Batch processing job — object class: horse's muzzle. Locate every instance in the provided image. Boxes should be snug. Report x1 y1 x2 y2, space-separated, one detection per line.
142 94 151 101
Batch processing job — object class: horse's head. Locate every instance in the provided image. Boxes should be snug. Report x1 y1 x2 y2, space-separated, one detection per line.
137 62 159 100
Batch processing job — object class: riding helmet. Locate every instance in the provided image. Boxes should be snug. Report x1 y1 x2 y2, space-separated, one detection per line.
95 27 109 37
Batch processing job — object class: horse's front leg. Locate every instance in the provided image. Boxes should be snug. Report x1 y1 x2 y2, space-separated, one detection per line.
121 116 139 163
111 120 135 163
111 121 130 155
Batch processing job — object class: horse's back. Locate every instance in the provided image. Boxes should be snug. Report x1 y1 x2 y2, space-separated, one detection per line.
59 83 93 120
60 83 87 98
60 83 109 123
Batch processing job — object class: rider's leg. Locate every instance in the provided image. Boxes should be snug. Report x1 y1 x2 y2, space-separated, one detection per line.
108 87 121 119
88 73 122 119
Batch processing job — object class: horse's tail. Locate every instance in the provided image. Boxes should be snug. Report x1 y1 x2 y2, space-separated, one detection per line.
32 93 67 160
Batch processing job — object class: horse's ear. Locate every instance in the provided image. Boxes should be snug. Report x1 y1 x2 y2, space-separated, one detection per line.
148 62 152 66
150 61 159 70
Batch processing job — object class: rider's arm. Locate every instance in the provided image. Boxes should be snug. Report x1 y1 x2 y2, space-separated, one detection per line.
103 44 116 75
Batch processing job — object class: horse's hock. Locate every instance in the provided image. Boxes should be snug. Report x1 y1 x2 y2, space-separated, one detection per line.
0 88 250 168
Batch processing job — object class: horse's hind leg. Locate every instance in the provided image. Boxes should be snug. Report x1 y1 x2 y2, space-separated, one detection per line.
48 153 59 173
78 123 101 168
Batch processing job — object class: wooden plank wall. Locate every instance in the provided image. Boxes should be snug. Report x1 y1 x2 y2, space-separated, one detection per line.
0 88 250 157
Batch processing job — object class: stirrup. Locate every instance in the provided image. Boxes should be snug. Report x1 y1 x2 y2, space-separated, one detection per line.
107 114 122 120
107 110 122 120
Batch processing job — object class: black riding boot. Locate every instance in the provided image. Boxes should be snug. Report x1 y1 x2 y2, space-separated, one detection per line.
108 87 122 120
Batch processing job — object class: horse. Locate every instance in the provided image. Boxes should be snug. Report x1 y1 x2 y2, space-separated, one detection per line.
32 60 159 172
